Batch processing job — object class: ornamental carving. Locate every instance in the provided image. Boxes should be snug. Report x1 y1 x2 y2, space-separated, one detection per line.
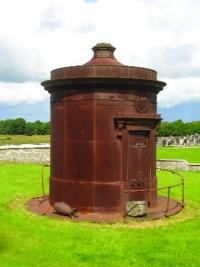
135 96 150 113
131 177 145 187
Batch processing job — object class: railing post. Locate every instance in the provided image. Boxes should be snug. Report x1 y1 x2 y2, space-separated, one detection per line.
41 165 45 196
181 175 185 207
165 187 171 216
41 164 49 197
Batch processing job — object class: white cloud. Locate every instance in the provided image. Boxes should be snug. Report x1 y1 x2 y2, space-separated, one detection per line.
0 82 48 105
0 0 200 106
158 78 200 108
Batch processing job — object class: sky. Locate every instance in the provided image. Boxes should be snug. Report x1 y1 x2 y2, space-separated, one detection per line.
0 0 200 122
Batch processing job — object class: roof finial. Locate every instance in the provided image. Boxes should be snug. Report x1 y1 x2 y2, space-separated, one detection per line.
84 42 123 65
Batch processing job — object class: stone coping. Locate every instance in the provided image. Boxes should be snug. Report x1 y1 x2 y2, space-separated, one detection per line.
158 159 200 165
157 159 200 171
0 144 50 150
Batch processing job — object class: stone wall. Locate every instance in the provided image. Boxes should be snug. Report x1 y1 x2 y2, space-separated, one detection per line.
0 144 50 165
157 159 200 171
1 144 200 171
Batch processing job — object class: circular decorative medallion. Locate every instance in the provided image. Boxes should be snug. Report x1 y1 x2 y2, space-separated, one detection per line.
135 97 149 113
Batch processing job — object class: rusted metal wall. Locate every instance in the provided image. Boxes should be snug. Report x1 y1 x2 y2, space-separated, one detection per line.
42 43 166 213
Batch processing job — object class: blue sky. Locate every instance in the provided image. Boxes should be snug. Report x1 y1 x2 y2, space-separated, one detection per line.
0 0 200 122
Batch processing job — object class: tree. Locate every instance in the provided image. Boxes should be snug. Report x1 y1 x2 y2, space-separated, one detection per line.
185 121 200 135
11 118 26 134
170 120 186 136
0 118 50 135
158 120 200 137
0 119 15 134
158 121 173 136
25 122 36 136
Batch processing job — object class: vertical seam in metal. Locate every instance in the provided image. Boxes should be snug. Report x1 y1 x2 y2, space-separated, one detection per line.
64 100 66 183
93 94 96 211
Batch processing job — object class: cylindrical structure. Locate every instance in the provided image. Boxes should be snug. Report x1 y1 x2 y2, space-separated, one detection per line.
42 43 166 214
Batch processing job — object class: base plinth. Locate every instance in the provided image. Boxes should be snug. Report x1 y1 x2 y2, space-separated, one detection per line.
25 196 183 222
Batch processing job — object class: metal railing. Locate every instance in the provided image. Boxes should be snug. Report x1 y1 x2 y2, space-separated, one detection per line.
124 168 184 217
157 168 184 212
41 165 184 218
41 164 50 197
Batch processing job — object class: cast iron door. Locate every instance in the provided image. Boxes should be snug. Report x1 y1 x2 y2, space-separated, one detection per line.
126 130 150 202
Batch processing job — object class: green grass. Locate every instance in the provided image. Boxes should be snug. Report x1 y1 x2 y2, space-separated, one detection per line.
157 146 200 163
0 163 200 266
0 135 50 146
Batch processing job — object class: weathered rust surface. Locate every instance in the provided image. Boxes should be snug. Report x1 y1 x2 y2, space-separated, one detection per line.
41 42 166 215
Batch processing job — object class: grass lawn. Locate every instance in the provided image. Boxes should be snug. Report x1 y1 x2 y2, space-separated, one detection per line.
0 135 50 146
0 163 200 266
157 146 200 163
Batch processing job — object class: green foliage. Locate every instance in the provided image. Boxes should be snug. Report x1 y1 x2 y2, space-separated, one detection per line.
158 121 173 136
32 120 50 135
0 164 200 266
11 118 26 134
25 122 36 136
158 120 200 136
0 119 15 134
0 118 50 136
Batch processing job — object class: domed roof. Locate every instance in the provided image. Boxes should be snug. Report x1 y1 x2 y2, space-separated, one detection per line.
49 42 158 81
